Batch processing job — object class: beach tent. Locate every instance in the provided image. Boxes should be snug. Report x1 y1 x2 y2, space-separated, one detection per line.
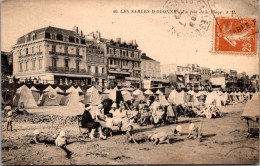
76 86 83 93
133 89 142 96
205 92 222 106
168 89 177 104
241 92 259 121
159 94 169 106
84 86 101 105
13 85 37 107
66 86 77 93
155 89 163 95
175 90 185 105
30 86 41 103
55 87 64 93
66 90 80 106
104 89 111 94
43 85 53 92
38 86 59 106
133 89 144 101
121 90 132 101
54 87 68 105
144 89 153 95
109 87 118 101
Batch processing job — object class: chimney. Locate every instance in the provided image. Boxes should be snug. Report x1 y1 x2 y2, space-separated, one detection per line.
73 25 78 33
81 30 84 37
116 37 121 43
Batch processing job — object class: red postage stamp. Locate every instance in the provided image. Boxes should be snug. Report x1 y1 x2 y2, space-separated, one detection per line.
214 17 257 54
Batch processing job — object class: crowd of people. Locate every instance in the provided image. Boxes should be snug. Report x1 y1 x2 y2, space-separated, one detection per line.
3 87 258 148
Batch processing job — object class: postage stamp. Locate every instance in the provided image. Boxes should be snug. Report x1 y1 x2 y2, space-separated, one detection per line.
213 17 258 54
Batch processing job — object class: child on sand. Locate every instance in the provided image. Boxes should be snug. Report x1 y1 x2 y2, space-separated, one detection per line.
187 123 201 140
55 130 67 148
148 131 173 145
6 106 13 131
172 125 182 136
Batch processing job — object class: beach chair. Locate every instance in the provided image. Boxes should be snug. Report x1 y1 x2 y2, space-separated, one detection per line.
247 119 259 137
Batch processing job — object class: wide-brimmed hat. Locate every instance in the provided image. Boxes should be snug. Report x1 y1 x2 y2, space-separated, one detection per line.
176 125 182 132
189 123 195 130
34 130 40 135
59 130 66 137
85 106 92 111
111 103 117 108
98 104 103 109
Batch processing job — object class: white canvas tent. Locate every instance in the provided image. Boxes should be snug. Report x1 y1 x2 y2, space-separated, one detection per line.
85 86 101 105
13 85 37 107
144 89 153 95
38 86 59 106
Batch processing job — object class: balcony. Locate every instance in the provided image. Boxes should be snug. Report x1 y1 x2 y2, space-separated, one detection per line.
108 64 119 68
49 51 83 58
92 72 107 78
122 66 129 70
107 54 141 61
125 77 140 81
108 75 115 79
19 52 43 58
48 66 89 74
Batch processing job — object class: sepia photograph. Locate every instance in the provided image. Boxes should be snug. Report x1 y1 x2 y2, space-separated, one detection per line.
1 0 259 165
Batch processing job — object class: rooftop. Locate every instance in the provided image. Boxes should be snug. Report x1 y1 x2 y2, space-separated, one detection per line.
16 26 84 45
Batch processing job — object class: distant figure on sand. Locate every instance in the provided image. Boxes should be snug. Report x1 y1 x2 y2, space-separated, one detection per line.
5 105 13 131
55 130 67 147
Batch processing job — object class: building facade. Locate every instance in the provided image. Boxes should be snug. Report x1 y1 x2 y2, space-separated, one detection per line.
200 67 212 88
12 26 91 85
141 53 166 89
105 38 142 88
86 33 107 90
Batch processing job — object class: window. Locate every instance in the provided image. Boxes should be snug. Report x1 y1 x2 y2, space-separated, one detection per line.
95 66 98 73
76 38 79 44
51 34 56 40
76 60 80 72
19 49 22 56
65 46 68 54
32 47 34 53
26 48 29 54
19 62 23 72
52 45 56 52
110 59 113 65
39 59 42 69
65 60 69 70
76 48 79 55
123 51 125 56
32 60 35 70
102 67 104 74
32 35 35 41
25 61 28 71
120 50 122 56
52 58 57 70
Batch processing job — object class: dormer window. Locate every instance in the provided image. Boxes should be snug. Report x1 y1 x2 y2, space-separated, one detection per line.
75 38 80 44
32 33 36 41
25 36 29 42
51 34 56 40
64 36 69 42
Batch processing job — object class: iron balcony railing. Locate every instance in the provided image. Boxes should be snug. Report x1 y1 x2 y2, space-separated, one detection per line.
49 51 83 58
48 66 89 74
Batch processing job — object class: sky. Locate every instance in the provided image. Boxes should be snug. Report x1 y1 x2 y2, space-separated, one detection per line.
1 0 259 76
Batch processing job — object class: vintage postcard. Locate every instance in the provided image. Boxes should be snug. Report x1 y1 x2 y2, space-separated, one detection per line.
1 0 259 165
